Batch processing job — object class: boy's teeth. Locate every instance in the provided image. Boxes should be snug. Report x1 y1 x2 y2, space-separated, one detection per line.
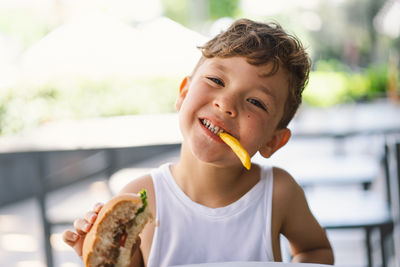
201 119 223 135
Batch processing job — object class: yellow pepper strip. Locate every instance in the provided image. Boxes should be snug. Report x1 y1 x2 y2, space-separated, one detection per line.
218 132 251 170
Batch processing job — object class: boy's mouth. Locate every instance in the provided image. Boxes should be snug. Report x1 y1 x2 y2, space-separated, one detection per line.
200 118 251 170
200 119 225 135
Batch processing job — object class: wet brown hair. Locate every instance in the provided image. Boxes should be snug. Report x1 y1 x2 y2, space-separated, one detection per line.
195 18 311 129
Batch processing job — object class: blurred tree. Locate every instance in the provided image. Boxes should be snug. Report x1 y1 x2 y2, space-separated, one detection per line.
162 0 240 30
0 8 59 49
162 0 208 30
162 0 190 26
364 0 387 62
307 0 387 69
209 0 240 19
343 0 386 65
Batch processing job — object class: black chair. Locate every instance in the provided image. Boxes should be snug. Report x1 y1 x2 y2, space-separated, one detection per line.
384 135 400 266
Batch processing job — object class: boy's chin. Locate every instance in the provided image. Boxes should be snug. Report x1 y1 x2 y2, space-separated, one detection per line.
193 151 244 169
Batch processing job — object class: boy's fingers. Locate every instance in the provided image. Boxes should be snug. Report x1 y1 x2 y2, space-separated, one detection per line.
74 218 92 235
62 230 79 244
84 211 98 224
93 202 104 213
62 230 84 258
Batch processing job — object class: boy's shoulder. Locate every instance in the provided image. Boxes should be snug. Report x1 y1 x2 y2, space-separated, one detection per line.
271 166 305 204
270 166 309 233
272 166 300 188
119 173 154 195
253 164 303 203
119 173 156 214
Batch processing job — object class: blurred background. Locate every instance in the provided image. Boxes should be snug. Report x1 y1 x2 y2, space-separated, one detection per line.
0 0 399 267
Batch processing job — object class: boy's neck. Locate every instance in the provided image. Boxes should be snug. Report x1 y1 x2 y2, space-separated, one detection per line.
170 143 260 208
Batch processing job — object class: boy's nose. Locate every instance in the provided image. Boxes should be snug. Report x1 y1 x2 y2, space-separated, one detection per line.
213 97 237 117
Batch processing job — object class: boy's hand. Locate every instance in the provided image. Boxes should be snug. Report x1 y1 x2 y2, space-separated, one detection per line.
62 202 104 257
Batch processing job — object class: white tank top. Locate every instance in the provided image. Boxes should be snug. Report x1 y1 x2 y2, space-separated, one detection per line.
147 163 275 267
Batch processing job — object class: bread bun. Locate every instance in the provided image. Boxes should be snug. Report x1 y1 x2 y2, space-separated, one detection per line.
82 192 152 267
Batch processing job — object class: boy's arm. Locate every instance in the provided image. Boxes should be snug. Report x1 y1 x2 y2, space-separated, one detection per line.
274 168 334 264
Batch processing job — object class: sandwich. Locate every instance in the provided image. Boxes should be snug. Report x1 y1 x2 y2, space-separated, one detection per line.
82 190 152 267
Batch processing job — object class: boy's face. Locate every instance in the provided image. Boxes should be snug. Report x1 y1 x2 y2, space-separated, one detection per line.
176 57 291 167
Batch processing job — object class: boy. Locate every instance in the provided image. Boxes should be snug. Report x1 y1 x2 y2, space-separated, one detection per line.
63 18 334 266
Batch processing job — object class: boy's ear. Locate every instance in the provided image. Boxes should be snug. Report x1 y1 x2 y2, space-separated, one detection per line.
259 128 291 158
175 76 190 111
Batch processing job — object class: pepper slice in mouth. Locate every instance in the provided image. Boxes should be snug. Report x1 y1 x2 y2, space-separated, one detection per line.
218 132 251 170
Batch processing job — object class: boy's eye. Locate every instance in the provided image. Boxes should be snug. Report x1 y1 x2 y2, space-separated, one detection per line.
247 98 267 111
207 77 225 86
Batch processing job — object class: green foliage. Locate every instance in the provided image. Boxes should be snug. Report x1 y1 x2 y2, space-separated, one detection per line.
162 0 190 26
209 0 240 19
0 8 58 48
313 59 351 72
304 71 349 107
346 73 370 100
364 64 389 99
0 77 179 136
303 60 392 107
162 0 240 26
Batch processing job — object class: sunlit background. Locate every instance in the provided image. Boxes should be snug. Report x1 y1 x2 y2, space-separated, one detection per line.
0 0 398 136
0 0 399 267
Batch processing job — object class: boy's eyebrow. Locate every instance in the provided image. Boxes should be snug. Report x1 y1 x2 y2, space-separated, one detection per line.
258 84 276 99
254 74 277 99
208 61 228 72
209 60 277 99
